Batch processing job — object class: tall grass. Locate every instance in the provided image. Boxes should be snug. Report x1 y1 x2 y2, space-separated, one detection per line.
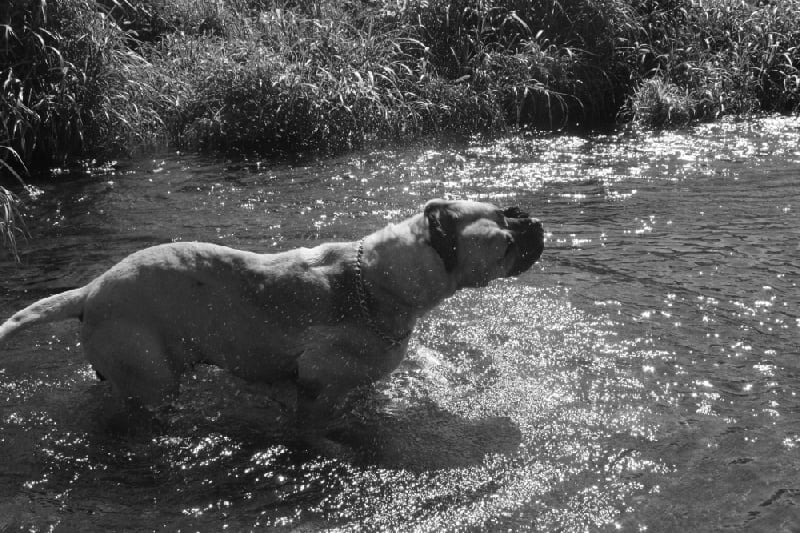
1 0 799 178
0 185 25 261
0 0 167 177
153 0 638 152
404 0 634 127
628 77 694 128
158 8 434 154
0 147 26 260
621 0 800 125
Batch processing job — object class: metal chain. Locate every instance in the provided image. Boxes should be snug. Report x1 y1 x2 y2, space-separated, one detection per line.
354 239 411 347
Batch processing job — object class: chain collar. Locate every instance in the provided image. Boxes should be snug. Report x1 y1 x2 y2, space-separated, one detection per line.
354 239 412 347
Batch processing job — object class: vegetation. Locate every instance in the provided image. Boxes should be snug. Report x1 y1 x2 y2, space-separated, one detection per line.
0 186 24 260
1 0 799 175
621 0 800 128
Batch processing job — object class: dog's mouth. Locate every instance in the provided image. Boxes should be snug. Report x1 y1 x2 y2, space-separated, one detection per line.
505 217 544 277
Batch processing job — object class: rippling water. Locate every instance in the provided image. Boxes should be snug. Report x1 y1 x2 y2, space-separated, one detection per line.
1 117 798 532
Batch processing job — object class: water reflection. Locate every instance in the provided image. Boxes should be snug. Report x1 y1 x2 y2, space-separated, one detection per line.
0 116 799 531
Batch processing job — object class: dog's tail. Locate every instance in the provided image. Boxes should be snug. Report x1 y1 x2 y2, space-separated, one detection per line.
0 287 86 342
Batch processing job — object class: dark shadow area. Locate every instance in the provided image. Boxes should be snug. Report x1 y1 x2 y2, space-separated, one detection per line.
68 374 522 475
330 399 523 472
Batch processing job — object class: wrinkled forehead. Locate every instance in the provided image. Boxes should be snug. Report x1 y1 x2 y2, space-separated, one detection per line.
447 200 505 223
458 202 536 232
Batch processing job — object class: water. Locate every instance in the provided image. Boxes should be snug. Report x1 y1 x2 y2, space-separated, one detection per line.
1 116 798 532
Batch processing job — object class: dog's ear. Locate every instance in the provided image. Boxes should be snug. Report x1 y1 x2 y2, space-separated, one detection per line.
424 199 459 271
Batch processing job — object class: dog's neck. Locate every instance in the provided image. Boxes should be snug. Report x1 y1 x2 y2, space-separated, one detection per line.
353 217 457 339
353 239 412 346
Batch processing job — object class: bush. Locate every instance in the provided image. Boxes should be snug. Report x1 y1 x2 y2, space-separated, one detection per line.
0 150 25 260
158 9 430 154
0 0 168 177
2 0 800 176
403 0 633 127
622 0 800 126
0 186 25 260
628 77 694 128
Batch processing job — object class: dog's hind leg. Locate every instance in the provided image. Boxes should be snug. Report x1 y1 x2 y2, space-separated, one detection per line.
81 321 180 407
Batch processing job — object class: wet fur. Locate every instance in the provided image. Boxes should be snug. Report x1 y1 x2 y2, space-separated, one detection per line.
0 199 544 446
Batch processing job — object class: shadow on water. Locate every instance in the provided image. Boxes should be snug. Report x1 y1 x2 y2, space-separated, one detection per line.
330 403 523 472
88 364 524 473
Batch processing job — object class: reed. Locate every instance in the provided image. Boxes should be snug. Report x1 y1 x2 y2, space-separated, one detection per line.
404 0 633 127
623 0 800 127
2 0 800 174
0 185 25 261
0 0 168 177
0 147 25 261
156 8 431 154
627 77 694 128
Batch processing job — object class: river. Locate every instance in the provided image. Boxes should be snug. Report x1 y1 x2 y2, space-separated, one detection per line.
0 116 798 531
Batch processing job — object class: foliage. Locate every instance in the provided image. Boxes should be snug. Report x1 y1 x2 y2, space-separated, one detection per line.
402 0 632 127
0 185 25 261
0 0 168 178
627 77 694 128
622 0 800 126
157 9 433 154
2 0 799 258
0 146 26 260
1 0 800 177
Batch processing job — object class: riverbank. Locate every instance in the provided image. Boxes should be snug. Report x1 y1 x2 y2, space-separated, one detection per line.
2 0 799 178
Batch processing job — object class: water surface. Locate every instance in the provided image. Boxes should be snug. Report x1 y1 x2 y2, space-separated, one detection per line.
1 117 798 531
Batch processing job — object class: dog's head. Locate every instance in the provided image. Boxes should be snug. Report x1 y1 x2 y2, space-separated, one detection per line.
425 198 544 288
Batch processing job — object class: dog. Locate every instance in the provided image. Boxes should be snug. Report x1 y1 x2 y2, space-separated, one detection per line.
0 199 543 441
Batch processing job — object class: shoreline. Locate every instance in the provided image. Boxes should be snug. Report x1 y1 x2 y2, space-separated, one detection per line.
1 0 798 178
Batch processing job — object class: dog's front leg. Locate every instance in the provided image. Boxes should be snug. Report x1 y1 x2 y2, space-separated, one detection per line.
294 343 373 456
294 380 360 457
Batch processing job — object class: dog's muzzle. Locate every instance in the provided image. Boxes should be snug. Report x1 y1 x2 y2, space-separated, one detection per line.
506 216 544 276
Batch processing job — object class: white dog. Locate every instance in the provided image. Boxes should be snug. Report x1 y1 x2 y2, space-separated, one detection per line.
0 199 543 441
